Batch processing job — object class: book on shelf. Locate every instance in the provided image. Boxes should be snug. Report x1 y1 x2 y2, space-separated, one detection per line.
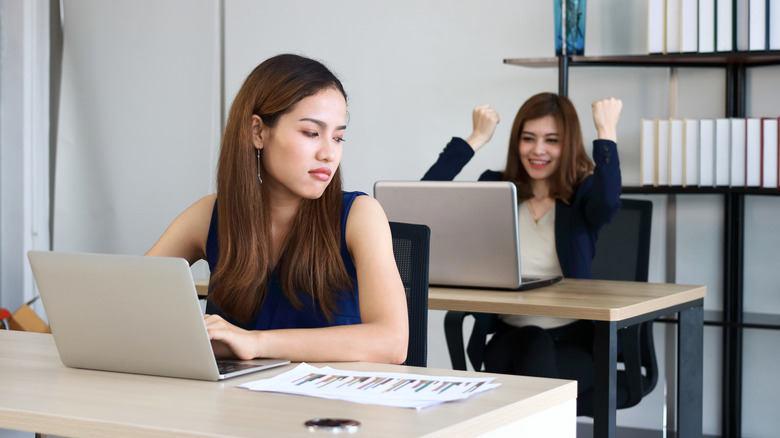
684 118 700 186
657 119 670 186
650 0 778 54
735 0 750 51
670 119 684 185
700 119 715 186
715 118 731 186
771 0 780 50
641 119 656 186
647 0 666 53
699 0 716 52
749 0 767 51
716 0 733 51
746 118 762 187
639 116 779 189
680 0 699 52
730 118 746 187
667 0 682 53
762 117 779 188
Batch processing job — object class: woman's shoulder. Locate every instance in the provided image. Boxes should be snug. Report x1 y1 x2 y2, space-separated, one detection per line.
345 189 389 217
196 193 218 208
479 170 504 181
343 190 377 213
177 193 217 222
342 190 368 201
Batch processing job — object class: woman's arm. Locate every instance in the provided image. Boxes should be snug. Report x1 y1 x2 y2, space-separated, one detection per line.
145 194 215 264
583 98 623 227
205 196 409 364
421 105 499 181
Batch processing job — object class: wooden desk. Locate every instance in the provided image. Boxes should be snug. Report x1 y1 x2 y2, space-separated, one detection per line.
0 331 576 438
429 279 706 438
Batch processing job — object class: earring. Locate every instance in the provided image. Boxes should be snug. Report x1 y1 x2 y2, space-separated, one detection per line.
256 149 263 184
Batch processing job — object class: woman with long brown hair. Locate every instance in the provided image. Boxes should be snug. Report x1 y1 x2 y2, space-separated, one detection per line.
423 92 622 407
147 54 408 364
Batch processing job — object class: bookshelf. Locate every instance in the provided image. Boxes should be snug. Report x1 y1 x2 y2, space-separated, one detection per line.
505 51 780 438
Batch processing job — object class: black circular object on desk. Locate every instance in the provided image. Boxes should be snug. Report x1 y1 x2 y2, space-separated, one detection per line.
305 418 361 433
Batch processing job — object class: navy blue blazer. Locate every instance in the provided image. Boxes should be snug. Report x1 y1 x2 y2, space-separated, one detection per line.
422 137 622 279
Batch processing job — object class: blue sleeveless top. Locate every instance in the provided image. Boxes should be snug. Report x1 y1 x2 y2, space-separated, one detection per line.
205 191 366 330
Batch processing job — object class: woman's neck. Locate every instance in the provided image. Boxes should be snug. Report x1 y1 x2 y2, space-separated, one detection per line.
525 181 555 222
529 179 551 201
267 190 302 264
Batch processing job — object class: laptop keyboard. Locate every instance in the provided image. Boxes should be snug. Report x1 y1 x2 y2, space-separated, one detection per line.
217 360 263 375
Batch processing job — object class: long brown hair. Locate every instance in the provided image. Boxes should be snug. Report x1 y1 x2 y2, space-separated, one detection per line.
210 54 350 324
502 92 594 203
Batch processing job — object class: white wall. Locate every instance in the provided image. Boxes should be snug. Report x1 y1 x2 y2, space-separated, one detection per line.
52 0 221 279
6 1 777 437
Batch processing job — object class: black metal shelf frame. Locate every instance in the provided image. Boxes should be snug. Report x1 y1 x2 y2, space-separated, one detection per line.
505 52 780 438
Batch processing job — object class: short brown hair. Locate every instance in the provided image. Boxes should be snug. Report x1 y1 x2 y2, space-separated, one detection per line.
502 92 594 203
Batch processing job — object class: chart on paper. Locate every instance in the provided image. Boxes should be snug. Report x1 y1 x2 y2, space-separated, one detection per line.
240 363 500 409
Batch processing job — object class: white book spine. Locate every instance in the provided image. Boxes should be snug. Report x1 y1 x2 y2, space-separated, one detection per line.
716 0 733 51
648 0 666 53
699 0 716 52
667 0 682 53
700 119 715 186
641 119 657 186
715 118 731 186
746 118 762 187
680 0 699 52
749 0 768 50
684 119 700 186
762 118 779 188
730 118 747 187
771 0 780 50
657 119 671 186
670 119 684 185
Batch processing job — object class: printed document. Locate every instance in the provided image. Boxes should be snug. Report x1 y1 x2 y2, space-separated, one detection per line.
239 363 500 409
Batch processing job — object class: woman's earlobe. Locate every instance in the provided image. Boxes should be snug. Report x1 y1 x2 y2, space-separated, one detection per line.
252 115 264 149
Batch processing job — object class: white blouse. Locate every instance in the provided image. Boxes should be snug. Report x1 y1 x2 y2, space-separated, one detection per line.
498 201 575 329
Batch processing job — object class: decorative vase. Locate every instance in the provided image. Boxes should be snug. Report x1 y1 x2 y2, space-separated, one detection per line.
554 0 587 56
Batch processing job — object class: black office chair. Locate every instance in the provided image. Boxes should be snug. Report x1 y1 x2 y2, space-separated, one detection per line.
443 198 656 416
389 221 431 367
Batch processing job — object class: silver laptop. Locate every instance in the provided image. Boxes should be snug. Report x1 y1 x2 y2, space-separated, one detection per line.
27 250 290 381
374 181 562 290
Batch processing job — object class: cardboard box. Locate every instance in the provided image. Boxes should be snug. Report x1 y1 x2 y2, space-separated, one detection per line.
7 304 51 333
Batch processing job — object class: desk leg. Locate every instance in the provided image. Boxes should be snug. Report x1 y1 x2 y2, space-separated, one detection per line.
593 320 617 438
678 305 703 438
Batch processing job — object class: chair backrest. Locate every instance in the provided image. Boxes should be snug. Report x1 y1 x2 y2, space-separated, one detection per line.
589 198 657 409
591 198 653 282
389 221 431 367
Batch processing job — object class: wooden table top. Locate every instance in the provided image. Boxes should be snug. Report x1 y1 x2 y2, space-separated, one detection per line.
0 331 576 438
428 278 706 321
196 278 705 322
